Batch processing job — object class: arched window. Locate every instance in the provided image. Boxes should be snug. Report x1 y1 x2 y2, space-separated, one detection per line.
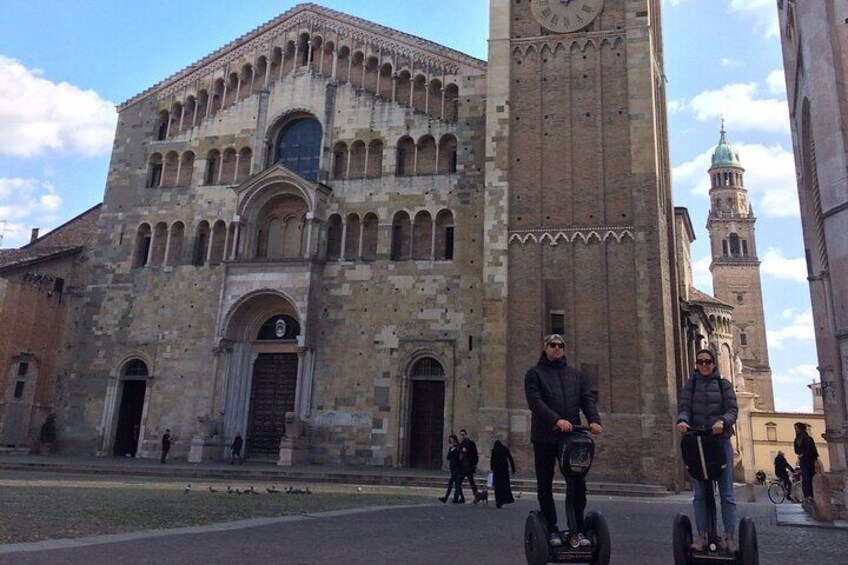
196 90 208 124
333 142 348 179
209 220 227 265
345 214 361 259
362 213 379 261
147 153 163 188
162 151 179 186
326 214 342 260
167 222 184 266
766 422 777 442
412 74 427 113
321 41 334 77
134 224 152 268
435 210 455 260
150 222 168 266
349 140 366 179
364 56 379 93
444 83 459 121
253 57 267 92
210 79 224 115
239 64 253 101
236 147 252 183
417 136 436 175
411 356 444 379
310 36 323 73
412 211 433 259
220 148 237 185
367 140 383 178
351 51 365 89
391 211 411 260
193 221 210 266
178 151 195 186
183 97 196 131
224 72 239 107
396 136 415 176
396 70 411 106
155 110 169 140
438 135 457 174
122 359 149 377
276 117 322 182
378 63 393 98
729 233 741 257
336 46 350 82
428 78 442 117
205 150 221 185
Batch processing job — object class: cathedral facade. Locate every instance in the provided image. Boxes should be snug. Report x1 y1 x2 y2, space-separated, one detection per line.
6 1 711 487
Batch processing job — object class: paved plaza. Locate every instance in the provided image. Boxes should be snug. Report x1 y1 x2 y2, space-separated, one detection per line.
1 485 845 564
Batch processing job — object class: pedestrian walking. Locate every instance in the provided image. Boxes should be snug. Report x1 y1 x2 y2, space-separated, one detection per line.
160 429 171 464
793 422 819 500
231 432 243 464
458 428 479 499
438 434 465 503
490 439 516 508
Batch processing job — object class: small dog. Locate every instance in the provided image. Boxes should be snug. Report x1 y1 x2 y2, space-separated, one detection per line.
474 487 489 506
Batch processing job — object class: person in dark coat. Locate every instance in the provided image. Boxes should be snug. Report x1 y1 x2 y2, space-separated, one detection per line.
439 434 465 503
231 433 243 465
677 348 739 553
524 334 602 550
160 429 171 464
490 439 516 508
774 450 795 501
458 428 479 498
793 422 819 500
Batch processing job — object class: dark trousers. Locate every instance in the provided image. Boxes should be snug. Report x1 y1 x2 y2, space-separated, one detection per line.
445 469 465 502
799 459 816 499
777 473 792 498
534 442 586 535
462 464 478 496
160 448 169 463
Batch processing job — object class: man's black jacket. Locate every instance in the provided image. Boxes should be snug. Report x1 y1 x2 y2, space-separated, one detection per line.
524 353 600 445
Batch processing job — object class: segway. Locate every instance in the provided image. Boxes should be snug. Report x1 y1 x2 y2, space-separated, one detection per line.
524 426 611 565
673 427 758 565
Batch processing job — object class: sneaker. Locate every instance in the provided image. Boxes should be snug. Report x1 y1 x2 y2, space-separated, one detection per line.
438 496 447 504
724 533 737 554
547 532 563 547
570 533 591 548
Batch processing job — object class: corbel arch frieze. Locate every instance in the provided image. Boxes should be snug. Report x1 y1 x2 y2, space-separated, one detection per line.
508 227 635 246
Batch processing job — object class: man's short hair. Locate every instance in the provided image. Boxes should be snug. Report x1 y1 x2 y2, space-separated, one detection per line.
544 334 565 346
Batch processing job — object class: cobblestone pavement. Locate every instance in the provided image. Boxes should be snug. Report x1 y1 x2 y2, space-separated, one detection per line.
2 488 846 565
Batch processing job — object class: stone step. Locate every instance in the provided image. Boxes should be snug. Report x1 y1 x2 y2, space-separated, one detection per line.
0 447 33 456
0 456 671 497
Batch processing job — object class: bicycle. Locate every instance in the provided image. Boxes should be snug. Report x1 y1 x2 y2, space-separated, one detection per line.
767 474 801 504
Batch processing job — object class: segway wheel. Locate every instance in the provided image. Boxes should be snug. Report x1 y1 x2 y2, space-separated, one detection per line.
584 510 610 565
738 517 758 565
524 511 550 565
672 513 692 565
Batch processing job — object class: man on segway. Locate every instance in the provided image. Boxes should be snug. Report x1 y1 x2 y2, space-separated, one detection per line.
525 334 603 550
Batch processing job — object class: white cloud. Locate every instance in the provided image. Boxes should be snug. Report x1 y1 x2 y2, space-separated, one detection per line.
720 58 742 67
0 177 63 247
768 309 815 348
692 254 713 293
0 55 117 158
773 364 818 413
668 98 686 115
728 0 780 39
761 247 807 282
690 83 790 135
772 364 818 386
672 141 798 218
766 69 787 96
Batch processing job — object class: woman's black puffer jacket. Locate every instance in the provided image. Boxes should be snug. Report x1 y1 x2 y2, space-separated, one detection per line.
677 373 738 438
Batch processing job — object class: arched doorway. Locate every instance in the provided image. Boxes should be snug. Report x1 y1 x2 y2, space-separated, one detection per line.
408 357 445 469
246 314 301 458
113 359 148 457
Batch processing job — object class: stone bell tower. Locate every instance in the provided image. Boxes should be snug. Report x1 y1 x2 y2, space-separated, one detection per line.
706 125 774 410
485 0 682 486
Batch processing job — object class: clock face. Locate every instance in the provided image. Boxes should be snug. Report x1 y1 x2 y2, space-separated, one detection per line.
531 0 605 34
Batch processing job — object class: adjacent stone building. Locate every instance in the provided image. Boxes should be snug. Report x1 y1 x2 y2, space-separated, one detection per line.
1 1 782 488
0 205 101 451
778 0 848 497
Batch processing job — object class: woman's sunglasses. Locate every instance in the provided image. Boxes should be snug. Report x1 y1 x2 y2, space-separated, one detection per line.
695 359 714 366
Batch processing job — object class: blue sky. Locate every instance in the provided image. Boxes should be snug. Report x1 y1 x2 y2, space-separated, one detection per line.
0 0 817 412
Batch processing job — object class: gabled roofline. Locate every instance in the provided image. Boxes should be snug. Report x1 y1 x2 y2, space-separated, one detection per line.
0 246 84 274
119 3 487 110
21 203 103 250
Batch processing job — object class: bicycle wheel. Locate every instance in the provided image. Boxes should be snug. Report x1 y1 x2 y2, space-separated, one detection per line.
767 482 785 504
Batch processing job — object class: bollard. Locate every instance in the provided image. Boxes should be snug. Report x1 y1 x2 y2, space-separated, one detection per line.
812 472 833 521
746 482 756 502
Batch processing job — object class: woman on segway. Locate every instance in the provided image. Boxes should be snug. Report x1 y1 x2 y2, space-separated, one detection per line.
676 348 739 553
524 334 603 550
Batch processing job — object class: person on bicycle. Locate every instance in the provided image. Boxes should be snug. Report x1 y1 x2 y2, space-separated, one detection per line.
676 348 738 554
524 334 602 550
774 450 795 501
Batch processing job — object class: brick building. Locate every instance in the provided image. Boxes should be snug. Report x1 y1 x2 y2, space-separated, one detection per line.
0 205 100 450
0 1 775 487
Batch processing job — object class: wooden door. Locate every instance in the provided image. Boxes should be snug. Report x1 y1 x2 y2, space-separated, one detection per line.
247 353 297 457
409 379 445 469
113 380 146 457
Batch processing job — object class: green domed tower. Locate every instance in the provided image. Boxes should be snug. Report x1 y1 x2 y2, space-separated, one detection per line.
707 125 774 410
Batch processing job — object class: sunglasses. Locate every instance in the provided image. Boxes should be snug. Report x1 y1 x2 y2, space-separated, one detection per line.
547 343 565 349
695 359 714 366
